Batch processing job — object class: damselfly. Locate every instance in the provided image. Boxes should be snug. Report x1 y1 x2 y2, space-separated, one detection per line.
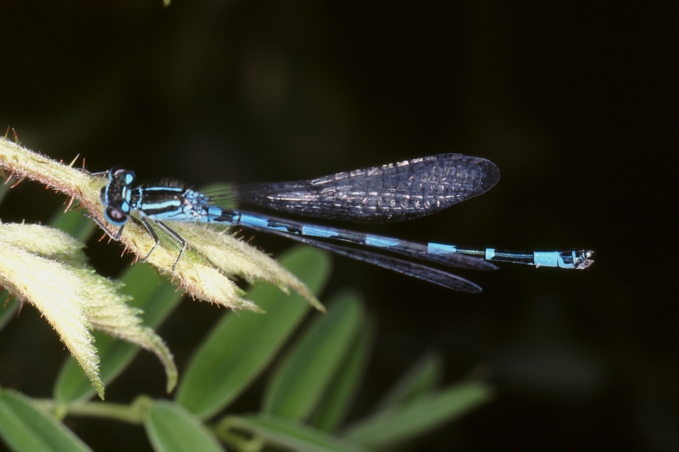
97 153 594 293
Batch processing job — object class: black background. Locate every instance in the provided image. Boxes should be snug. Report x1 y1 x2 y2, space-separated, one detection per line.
0 1 677 450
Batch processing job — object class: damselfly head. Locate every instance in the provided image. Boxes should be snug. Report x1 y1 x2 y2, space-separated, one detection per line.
100 167 135 226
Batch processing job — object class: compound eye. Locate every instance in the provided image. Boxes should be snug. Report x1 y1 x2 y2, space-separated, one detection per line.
105 206 128 226
112 168 135 184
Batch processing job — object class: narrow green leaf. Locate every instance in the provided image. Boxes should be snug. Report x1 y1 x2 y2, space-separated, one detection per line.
311 311 375 432
374 351 444 411
221 414 366 452
0 389 91 452
0 172 12 204
342 381 494 449
54 264 182 404
144 400 224 452
119 263 184 325
176 246 331 419
50 208 97 242
0 294 19 331
263 292 363 420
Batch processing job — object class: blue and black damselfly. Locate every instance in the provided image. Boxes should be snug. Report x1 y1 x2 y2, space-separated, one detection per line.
96 153 593 293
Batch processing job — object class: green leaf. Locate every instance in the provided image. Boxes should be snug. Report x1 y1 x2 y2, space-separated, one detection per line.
144 400 224 452
342 380 494 449
0 171 12 204
374 351 443 411
311 311 375 432
219 414 366 452
0 295 19 331
176 246 331 419
0 388 91 452
50 208 97 242
54 264 183 404
263 292 363 420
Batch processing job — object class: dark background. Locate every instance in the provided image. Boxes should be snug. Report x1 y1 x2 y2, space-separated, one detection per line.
1 1 677 450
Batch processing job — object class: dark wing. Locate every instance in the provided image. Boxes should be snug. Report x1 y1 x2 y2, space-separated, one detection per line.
234 153 499 223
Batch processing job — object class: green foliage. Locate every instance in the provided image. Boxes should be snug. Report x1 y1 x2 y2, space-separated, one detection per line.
0 389 91 452
1 245 494 451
